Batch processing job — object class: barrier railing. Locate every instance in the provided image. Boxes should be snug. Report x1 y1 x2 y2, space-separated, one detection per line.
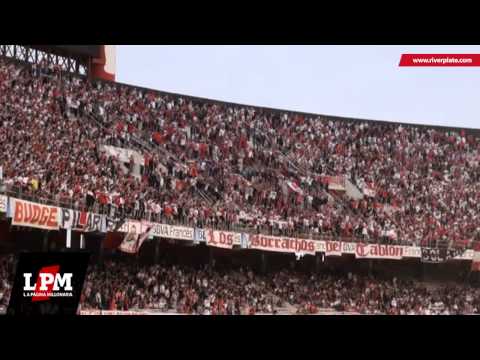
2 182 478 251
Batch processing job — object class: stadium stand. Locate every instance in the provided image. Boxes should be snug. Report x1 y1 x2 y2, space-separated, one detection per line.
1 254 478 315
80 257 480 315
0 255 14 314
1 56 479 248
1 51 480 315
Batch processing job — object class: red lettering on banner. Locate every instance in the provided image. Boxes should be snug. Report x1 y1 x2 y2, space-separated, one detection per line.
355 244 404 260
32 205 41 223
260 236 265 247
396 247 403 257
14 201 23 222
219 232 226 244
47 208 58 228
209 230 216 245
326 241 342 255
356 243 368 257
207 230 234 249
248 234 316 255
12 199 59 230
382 245 388 257
24 204 33 223
40 207 49 226
300 240 306 252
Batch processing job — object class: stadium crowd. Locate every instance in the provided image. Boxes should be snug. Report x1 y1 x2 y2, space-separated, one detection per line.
0 255 14 314
0 253 479 315
80 258 480 315
1 57 480 248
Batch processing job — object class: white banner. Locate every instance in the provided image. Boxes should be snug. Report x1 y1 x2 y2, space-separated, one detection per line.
324 241 343 257
403 246 421 258
10 198 60 230
339 242 357 255
102 145 145 166
249 234 316 255
60 208 104 232
105 219 194 240
151 224 194 241
354 243 405 260
206 230 242 249
0 195 6 213
315 241 326 253
318 241 421 260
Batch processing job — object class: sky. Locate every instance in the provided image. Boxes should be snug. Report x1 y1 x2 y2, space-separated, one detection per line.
116 46 480 129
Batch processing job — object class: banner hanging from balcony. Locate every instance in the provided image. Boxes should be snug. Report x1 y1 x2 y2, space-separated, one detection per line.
421 247 471 263
286 181 304 195
248 234 316 255
60 208 104 233
10 198 60 230
206 230 242 249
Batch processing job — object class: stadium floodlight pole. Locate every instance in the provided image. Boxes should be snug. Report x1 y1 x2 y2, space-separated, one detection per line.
66 228 72 249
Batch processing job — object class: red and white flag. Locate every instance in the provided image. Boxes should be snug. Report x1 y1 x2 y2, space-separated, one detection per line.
119 223 154 254
286 181 304 195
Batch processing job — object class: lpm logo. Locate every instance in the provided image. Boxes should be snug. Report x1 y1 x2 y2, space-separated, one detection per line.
7 252 89 315
23 265 73 302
